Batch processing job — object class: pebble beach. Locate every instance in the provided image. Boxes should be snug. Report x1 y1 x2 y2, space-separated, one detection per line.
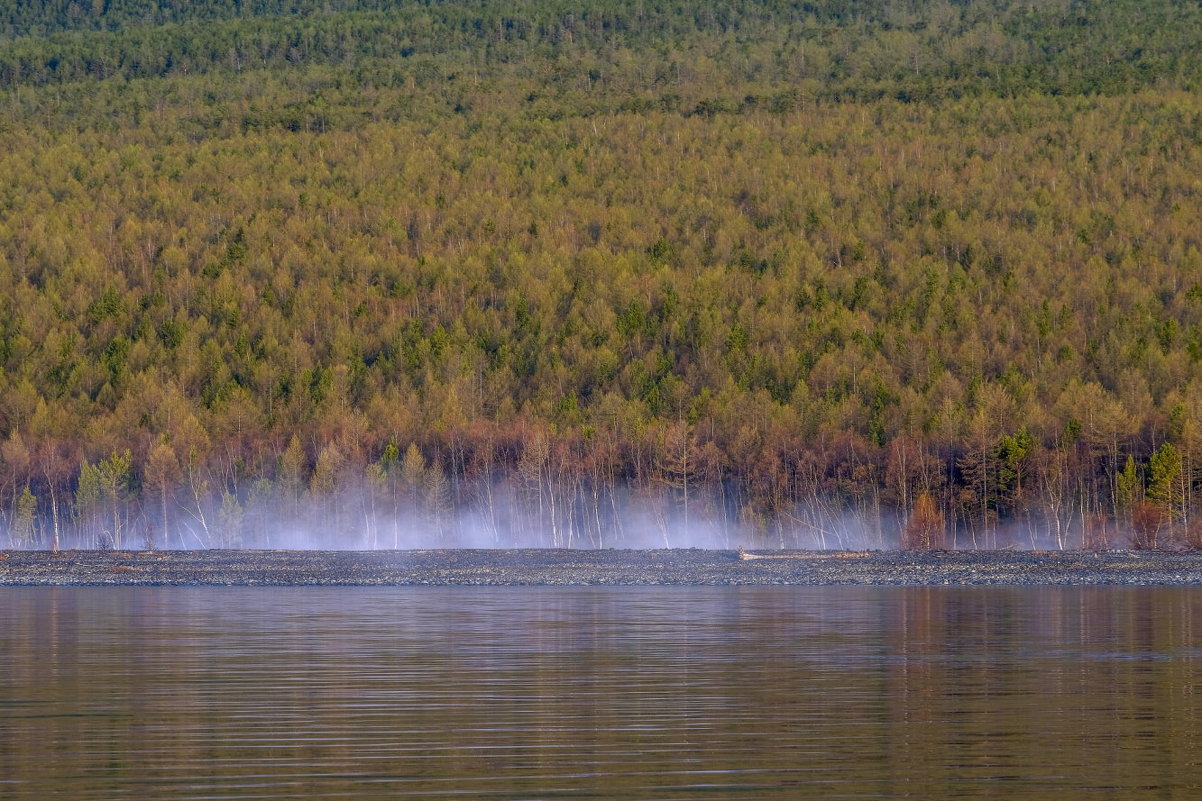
4 548 1202 586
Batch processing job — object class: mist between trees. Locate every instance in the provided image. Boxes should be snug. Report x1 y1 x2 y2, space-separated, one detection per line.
1 426 1199 552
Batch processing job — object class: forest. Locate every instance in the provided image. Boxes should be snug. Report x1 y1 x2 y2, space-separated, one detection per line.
3 0 1202 550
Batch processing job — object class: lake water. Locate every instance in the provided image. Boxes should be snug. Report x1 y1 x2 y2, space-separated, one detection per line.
2 586 1201 799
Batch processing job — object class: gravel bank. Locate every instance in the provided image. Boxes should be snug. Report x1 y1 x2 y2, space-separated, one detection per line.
3 549 1202 586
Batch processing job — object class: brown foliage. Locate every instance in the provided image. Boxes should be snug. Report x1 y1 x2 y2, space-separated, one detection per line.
901 491 945 550
1082 514 1110 551
1130 501 1165 550
1184 520 1202 551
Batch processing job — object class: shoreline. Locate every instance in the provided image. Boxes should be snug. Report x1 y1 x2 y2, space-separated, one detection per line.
3 548 1202 586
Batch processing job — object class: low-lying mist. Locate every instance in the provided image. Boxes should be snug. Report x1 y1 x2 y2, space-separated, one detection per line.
7 477 899 551
1 473 1143 552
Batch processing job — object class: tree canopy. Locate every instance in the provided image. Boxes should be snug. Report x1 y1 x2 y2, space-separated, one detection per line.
3 0 1202 549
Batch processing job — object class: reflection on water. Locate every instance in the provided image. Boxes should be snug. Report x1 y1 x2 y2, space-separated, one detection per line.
2 587 1201 799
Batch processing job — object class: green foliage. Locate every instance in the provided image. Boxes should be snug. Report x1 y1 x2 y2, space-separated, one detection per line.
1115 455 1140 518
1148 442 1182 514
10 485 36 547
994 427 1034 516
74 460 103 520
218 490 244 548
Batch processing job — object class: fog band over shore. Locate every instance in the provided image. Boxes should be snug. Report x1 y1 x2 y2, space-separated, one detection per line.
1 475 1152 552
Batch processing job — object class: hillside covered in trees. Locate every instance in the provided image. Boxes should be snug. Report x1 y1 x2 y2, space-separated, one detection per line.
3 0 1202 550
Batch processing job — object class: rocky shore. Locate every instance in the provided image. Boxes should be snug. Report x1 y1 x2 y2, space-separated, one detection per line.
3 548 1202 586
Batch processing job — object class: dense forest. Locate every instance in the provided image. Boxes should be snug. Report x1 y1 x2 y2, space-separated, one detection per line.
3 0 1202 550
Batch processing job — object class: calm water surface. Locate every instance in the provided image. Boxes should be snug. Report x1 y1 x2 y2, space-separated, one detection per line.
2 586 1202 799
